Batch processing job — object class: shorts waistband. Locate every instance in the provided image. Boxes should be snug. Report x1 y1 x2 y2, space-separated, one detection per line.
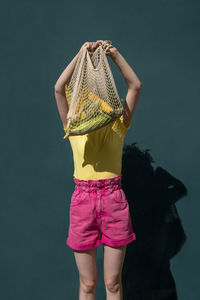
73 175 122 190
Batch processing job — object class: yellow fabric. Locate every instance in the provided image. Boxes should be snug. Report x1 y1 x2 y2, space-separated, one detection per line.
65 115 131 180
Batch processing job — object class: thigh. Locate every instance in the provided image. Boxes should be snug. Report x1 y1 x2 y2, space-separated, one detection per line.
103 244 127 281
73 248 98 282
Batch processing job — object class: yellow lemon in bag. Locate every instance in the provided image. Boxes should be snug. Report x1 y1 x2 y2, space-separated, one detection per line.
65 84 86 114
88 92 113 114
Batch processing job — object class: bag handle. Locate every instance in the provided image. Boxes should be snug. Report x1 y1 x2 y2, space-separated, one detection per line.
87 40 112 55
86 46 104 71
85 40 112 70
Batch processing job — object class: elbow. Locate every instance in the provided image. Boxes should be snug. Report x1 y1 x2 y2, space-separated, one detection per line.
135 81 142 90
54 85 60 93
54 84 65 94
129 81 142 91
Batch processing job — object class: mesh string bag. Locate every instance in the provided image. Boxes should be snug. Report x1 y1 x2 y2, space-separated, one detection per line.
63 41 124 139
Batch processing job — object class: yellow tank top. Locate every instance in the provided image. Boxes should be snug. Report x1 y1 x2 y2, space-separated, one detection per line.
66 115 130 180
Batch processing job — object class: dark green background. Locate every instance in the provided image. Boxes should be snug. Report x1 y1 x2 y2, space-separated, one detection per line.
1 0 199 299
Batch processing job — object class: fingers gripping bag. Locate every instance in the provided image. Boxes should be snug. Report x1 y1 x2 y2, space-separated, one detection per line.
63 42 124 139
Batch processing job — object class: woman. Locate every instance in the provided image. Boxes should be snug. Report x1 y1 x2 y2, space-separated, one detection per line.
54 40 142 300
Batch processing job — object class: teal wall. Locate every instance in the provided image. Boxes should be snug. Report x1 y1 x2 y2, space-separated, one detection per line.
1 0 199 299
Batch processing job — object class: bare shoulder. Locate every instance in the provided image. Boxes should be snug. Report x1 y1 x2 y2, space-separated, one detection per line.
122 110 130 128
122 110 131 128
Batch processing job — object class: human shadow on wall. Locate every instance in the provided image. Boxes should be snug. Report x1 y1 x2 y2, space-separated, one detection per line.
121 142 188 300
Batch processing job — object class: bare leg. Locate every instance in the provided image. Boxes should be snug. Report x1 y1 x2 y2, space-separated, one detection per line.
103 244 127 300
73 247 98 300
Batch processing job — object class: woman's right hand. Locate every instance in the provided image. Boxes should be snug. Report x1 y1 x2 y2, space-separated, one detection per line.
79 41 102 55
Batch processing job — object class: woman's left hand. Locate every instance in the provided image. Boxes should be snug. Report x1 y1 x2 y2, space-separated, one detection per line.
97 40 118 59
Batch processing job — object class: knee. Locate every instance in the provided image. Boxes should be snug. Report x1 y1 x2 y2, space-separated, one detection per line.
104 277 121 293
80 279 97 294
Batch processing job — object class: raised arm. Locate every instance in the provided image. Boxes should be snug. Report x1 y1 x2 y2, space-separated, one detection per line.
54 51 80 128
113 51 142 127
101 42 142 128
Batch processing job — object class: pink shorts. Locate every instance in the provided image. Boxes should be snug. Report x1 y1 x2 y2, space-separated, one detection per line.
66 175 136 251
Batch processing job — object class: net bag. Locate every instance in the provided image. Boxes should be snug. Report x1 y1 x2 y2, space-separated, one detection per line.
63 41 124 139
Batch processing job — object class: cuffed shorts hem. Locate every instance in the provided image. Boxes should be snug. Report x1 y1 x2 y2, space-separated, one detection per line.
66 232 136 251
101 232 136 247
66 237 102 251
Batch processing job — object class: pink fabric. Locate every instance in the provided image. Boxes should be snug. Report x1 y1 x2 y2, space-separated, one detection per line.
66 175 136 251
